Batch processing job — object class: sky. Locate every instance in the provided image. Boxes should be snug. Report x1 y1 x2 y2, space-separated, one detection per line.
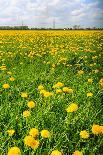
0 0 103 28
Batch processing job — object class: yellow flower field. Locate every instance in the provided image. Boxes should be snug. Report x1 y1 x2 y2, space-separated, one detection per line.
0 30 103 155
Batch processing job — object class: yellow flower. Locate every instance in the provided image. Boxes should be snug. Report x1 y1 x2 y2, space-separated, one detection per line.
99 78 103 87
30 139 39 149
72 150 83 155
24 135 34 147
38 85 44 90
21 92 28 98
3 83 10 89
41 129 50 138
63 87 73 93
88 78 93 83
51 150 62 155
92 124 103 134
9 77 15 81
66 103 78 112
29 128 39 138
7 129 15 136
7 71 12 75
40 89 46 94
52 82 64 88
87 92 93 97
23 110 30 118
7 147 21 155
56 89 62 94
95 69 99 73
27 101 35 108
0 65 6 70
43 91 53 97
24 135 39 149
80 130 89 139
78 70 84 75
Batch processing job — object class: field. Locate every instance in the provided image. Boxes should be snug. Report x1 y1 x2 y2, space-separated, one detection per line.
0 30 103 155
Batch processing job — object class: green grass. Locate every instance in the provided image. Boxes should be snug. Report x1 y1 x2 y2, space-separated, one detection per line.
0 30 103 155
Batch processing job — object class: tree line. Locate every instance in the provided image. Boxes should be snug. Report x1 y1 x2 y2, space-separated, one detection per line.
0 25 103 30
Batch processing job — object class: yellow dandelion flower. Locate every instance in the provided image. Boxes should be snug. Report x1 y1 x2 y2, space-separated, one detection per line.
0 65 6 70
63 87 73 93
43 91 53 97
88 78 93 83
3 83 10 89
95 69 99 73
23 110 30 118
24 135 39 149
56 89 62 94
72 150 83 155
9 77 15 81
66 103 78 112
41 129 50 138
51 150 62 155
7 129 15 136
7 147 21 155
92 124 103 134
52 82 64 88
30 139 39 149
24 135 34 147
78 70 84 75
80 130 89 139
27 101 35 108
40 89 46 94
99 78 103 87
21 92 28 98
38 85 44 91
29 128 39 138
87 92 93 97
7 71 12 75
100 126 103 134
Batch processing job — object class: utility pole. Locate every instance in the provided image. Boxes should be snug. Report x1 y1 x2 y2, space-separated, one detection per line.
53 18 55 29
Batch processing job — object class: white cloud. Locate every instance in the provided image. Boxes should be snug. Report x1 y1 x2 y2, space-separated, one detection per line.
0 0 103 27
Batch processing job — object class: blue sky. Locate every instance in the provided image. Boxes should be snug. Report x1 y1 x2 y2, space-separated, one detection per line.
0 0 103 28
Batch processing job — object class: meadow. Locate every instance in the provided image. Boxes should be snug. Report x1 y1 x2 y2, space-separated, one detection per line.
0 30 103 155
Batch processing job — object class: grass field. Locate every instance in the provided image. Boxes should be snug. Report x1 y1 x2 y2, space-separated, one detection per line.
0 30 103 155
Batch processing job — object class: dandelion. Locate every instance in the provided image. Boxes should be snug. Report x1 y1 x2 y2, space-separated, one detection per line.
0 65 6 70
94 69 99 73
99 78 103 87
56 89 62 94
51 150 62 155
29 128 39 138
9 77 15 81
63 87 73 93
7 147 21 155
38 84 44 91
41 129 50 138
88 78 93 83
24 135 39 149
7 71 12 75
23 110 30 118
7 129 15 136
40 89 46 95
52 82 64 88
27 101 35 108
87 92 93 97
78 70 84 75
72 150 83 155
92 124 103 134
66 103 78 112
3 83 10 89
21 92 28 98
43 91 53 97
80 130 89 139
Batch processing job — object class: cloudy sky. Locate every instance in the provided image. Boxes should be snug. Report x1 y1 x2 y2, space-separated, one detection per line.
0 0 103 28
